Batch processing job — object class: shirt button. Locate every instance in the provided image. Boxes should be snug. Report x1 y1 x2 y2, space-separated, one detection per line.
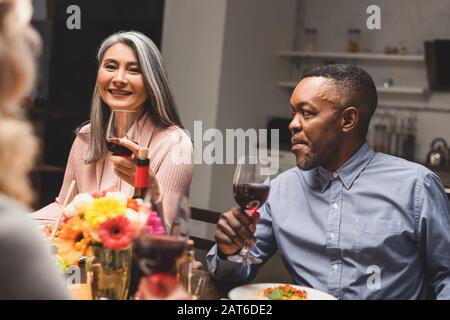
333 172 338 178
329 232 336 240
332 202 338 209
332 264 339 271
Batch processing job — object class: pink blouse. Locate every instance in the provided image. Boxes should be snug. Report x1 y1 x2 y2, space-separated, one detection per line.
30 116 194 226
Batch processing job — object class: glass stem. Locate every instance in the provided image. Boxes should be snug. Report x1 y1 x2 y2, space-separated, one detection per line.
241 240 250 258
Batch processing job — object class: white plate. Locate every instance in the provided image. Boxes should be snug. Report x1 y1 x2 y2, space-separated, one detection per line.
228 283 337 300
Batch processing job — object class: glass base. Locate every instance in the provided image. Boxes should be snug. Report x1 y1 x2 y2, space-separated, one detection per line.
227 253 262 264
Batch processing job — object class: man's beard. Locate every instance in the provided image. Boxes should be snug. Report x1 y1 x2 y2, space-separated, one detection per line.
296 141 339 171
296 152 318 170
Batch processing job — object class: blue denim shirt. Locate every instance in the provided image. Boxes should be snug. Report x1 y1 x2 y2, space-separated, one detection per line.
207 142 450 299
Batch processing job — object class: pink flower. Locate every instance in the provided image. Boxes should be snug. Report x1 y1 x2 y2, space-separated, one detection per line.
144 211 165 235
91 190 107 198
98 215 133 249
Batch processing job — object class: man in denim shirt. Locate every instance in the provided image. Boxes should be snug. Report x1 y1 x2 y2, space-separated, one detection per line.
206 64 450 299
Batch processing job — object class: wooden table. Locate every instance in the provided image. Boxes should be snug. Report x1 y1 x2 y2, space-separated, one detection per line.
69 283 91 300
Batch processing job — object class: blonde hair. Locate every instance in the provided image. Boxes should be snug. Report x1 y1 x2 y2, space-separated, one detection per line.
0 0 40 204
0 118 38 204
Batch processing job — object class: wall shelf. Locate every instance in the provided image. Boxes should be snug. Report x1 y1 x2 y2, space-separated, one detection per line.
277 81 427 96
378 102 450 114
377 87 427 95
279 51 425 62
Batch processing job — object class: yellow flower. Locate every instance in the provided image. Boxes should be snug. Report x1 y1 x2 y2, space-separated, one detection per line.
56 216 92 265
84 197 126 229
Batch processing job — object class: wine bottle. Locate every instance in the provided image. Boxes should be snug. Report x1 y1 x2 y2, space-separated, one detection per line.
129 147 152 299
133 147 149 200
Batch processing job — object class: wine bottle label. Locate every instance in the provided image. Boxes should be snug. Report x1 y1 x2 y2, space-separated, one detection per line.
135 165 149 188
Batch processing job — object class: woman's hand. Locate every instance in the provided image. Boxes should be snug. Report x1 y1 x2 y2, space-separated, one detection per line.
109 138 161 201
109 138 138 186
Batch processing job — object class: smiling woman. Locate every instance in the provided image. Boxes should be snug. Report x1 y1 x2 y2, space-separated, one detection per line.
31 31 194 229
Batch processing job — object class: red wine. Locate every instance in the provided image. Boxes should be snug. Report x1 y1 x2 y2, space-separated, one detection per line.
134 234 186 275
233 183 270 214
107 141 133 157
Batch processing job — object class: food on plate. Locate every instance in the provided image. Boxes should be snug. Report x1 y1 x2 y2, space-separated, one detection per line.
258 284 308 300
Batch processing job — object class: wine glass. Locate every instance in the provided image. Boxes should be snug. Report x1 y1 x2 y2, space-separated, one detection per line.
130 195 190 299
227 155 271 264
106 109 139 158
132 194 190 294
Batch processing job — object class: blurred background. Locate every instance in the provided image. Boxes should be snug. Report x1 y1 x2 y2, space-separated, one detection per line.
28 0 450 281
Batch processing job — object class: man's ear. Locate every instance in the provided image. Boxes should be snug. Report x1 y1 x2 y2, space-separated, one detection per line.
340 107 359 133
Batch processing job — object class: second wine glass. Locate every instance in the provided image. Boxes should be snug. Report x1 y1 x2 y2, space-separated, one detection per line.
227 156 271 264
106 109 139 158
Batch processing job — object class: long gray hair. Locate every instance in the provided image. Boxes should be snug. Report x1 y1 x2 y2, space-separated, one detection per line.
83 31 183 164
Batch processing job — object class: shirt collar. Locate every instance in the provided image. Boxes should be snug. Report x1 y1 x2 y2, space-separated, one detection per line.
315 142 375 192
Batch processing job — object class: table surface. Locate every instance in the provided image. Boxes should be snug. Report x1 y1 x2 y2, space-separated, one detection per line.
69 276 228 300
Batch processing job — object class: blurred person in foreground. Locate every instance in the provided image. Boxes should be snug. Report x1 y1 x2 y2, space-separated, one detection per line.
207 64 450 299
0 0 68 299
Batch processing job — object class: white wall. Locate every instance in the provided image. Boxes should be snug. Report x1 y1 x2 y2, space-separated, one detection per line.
209 0 298 214
162 0 228 211
299 0 450 54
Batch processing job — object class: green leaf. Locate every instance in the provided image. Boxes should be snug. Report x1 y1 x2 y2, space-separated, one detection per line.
55 255 70 273
268 289 283 300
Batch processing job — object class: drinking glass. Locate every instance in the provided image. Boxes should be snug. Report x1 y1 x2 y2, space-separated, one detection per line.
106 109 139 158
227 156 271 264
184 270 209 300
134 194 190 278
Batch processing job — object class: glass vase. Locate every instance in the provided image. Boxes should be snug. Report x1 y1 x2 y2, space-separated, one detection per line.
87 243 132 300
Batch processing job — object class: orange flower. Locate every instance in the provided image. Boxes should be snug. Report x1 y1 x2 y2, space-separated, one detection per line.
56 216 92 265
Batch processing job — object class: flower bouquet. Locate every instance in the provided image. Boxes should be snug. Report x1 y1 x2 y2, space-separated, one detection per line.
53 190 164 300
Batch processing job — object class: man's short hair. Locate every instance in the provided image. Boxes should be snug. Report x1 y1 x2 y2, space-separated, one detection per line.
302 64 377 138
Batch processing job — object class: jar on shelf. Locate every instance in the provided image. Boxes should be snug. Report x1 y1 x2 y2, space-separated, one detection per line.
304 28 318 52
347 28 361 53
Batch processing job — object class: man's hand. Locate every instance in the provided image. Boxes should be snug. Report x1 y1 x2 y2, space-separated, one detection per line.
215 207 257 256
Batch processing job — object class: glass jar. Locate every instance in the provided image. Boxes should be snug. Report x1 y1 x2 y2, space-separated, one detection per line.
304 28 318 52
177 239 195 287
87 244 132 300
347 28 361 53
